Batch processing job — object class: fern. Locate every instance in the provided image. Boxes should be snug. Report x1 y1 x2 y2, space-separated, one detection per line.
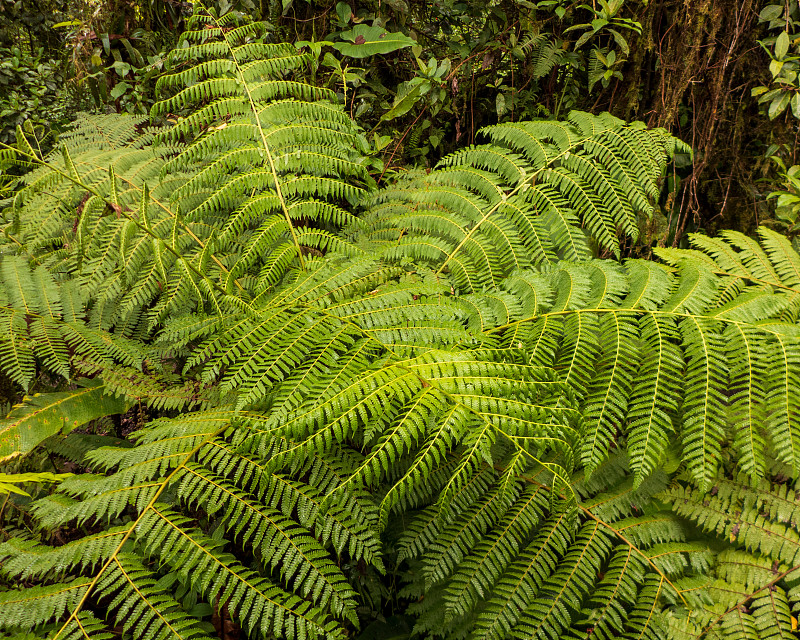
0 411 352 639
656 226 800 319
398 459 701 640
2 12 371 339
151 6 371 292
660 475 800 640
0 254 148 387
3 4 800 639
356 110 687 293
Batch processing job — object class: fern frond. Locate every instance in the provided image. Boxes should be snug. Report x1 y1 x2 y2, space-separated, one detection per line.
0 579 92 631
663 477 800 567
94 552 216 640
197 437 384 566
659 475 800 640
0 528 128 581
4 410 356 640
151 7 370 288
174 461 359 620
137 506 344 639
359 111 678 292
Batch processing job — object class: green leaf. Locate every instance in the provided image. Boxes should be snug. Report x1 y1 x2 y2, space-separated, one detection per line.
607 28 630 55
769 91 791 119
333 25 416 58
760 4 784 22
109 82 131 100
758 87 783 104
335 2 352 24
381 84 423 120
0 382 130 463
776 31 790 60
574 30 595 50
0 471 72 497
187 603 214 617
496 92 507 117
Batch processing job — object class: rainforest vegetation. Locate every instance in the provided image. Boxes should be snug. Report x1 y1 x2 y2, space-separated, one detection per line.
2 1 800 639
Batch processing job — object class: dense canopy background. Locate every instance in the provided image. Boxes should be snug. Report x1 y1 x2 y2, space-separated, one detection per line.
2 1 800 640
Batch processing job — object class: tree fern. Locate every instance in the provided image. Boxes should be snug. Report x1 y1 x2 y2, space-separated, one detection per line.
4 5 800 638
2 8 372 339
4 159 799 639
